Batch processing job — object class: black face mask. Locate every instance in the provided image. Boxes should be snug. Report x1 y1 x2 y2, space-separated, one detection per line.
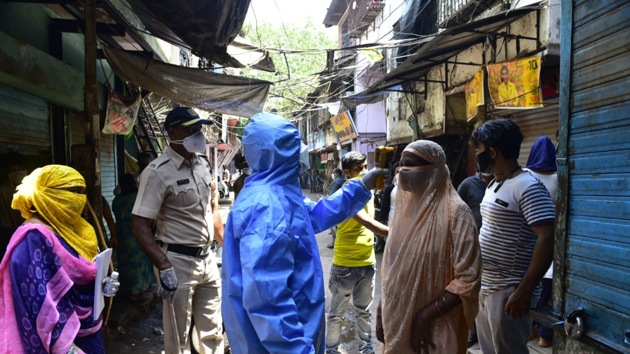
475 150 493 173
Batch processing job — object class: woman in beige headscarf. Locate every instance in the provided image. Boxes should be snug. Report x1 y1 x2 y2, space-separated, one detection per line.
377 140 481 353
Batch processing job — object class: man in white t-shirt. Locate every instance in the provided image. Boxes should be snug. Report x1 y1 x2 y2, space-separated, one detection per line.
471 119 555 354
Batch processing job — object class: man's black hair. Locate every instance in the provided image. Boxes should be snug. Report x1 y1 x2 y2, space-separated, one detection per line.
471 118 523 160
234 154 248 170
333 168 343 177
119 173 138 195
341 151 366 170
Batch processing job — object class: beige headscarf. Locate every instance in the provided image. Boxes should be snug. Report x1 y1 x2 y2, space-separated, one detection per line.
381 140 481 354
11 165 98 260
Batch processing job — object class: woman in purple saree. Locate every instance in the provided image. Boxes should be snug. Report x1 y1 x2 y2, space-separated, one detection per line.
0 165 106 354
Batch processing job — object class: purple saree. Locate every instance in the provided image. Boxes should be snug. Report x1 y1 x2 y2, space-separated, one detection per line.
0 223 103 354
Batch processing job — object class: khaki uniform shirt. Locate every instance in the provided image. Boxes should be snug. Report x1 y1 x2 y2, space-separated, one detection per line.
133 147 215 247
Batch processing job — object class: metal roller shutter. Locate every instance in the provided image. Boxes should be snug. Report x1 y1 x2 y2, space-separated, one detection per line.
69 111 117 204
557 0 630 352
508 98 560 166
0 85 50 157
69 111 117 239
100 134 116 203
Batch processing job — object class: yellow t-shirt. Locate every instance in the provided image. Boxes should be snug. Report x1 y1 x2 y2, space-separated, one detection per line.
333 179 375 267
497 81 519 106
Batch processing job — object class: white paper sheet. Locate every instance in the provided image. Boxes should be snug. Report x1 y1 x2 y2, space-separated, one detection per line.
93 248 112 321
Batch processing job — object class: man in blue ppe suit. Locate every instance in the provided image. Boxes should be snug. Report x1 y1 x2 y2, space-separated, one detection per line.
222 112 387 354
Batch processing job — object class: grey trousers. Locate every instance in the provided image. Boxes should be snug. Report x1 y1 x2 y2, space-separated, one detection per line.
476 286 532 354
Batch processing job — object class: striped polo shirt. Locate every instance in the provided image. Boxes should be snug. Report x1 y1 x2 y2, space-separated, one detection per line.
479 171 555 294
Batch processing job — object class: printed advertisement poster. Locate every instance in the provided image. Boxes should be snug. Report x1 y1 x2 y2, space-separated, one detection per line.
102 89 141 135
465 69 485 121
331 111 358 142
487 57 543 109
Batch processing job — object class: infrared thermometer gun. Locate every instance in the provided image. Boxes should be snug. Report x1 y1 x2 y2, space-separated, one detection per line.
374 146 395 189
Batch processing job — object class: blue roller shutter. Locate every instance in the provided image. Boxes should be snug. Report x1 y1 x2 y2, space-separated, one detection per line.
558 0 630 352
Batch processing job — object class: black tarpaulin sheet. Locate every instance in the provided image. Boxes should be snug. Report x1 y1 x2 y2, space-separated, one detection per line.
126 0 253 68
103 45 270 117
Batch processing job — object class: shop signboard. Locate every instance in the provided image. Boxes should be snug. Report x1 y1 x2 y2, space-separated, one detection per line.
331 111 359 142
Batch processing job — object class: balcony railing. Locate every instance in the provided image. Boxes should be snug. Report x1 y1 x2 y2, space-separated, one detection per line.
438 0 496 28
349 0 386 38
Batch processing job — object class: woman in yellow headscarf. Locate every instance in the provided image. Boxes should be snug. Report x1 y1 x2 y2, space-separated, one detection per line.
376 140 481 354
0 165 108 354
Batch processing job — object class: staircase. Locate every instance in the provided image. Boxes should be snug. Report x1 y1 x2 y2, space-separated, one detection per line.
134 97 165 157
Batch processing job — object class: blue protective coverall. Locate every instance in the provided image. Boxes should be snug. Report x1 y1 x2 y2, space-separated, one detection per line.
222 113 372 354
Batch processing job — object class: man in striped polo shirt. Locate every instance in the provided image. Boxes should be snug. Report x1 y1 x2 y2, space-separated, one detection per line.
471 119 555 354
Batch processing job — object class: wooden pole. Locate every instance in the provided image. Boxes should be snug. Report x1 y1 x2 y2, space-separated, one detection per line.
84 0 102 219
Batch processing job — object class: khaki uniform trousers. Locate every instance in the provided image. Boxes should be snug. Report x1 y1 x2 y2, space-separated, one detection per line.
159 246 223 354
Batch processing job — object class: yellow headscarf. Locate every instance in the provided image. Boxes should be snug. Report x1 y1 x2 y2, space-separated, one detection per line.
11 165 98 260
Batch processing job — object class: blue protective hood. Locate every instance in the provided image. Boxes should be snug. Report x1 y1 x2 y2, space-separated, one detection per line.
526 136 557 172
243 112 302 187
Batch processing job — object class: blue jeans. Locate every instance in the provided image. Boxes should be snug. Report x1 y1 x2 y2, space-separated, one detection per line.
325 265 375 354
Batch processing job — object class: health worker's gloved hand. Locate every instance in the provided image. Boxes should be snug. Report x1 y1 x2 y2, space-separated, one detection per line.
159 267 178 302
360 168 389 190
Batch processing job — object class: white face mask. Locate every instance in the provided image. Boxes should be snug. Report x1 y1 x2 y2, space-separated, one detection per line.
8 170 27 186
171 131 207 154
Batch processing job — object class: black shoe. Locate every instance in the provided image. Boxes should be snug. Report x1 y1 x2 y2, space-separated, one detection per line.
326 242 334 249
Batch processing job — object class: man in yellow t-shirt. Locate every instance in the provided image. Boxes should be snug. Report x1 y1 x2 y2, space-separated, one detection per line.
497 65 521 107
325 151 389 354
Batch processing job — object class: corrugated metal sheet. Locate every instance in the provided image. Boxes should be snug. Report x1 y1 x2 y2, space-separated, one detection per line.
100 134 116 203
559 0 630 352
0 85 50 156
508 100 559 166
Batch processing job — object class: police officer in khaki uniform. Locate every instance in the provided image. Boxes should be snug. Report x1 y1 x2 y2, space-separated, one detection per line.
132 107 224 353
